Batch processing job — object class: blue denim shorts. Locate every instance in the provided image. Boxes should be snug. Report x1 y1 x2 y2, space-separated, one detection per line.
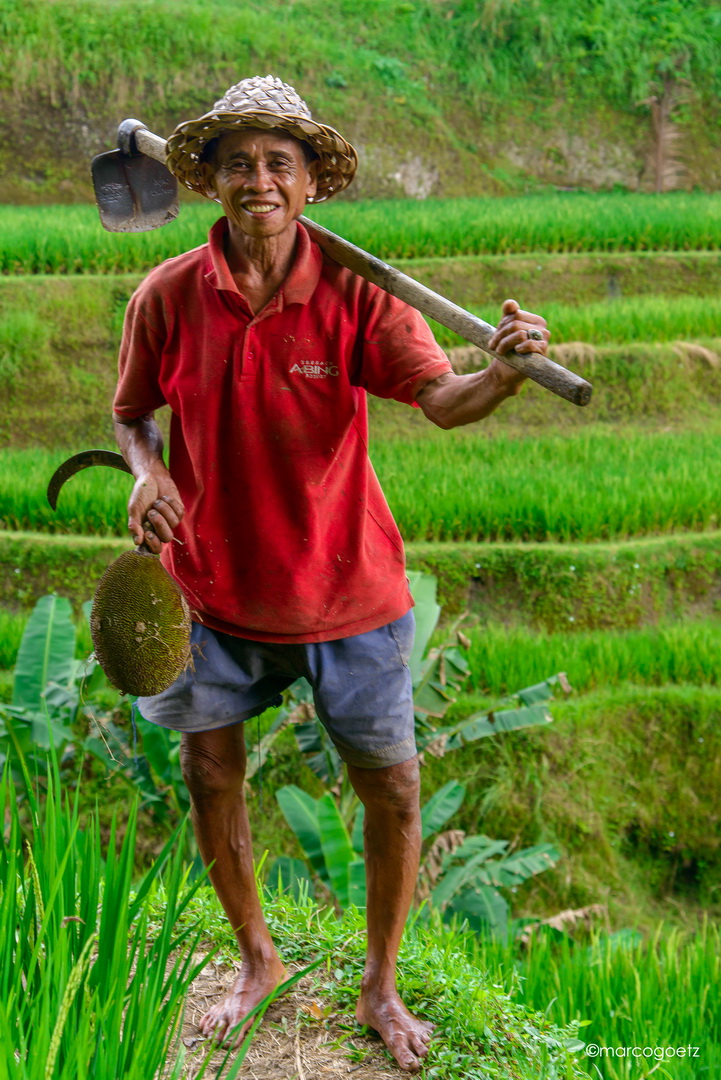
136 609 416 769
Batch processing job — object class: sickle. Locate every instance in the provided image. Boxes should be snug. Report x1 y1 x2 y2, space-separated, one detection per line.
47 449 133 509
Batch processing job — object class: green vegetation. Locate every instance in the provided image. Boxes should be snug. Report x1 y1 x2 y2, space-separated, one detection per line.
157 884 719 1079
3 2 721 1071
6 428 720 543
4 0 719 112
465 621 721 697
0 754 212 1079
374 428 721 541
432 682 721 921
4 194 721 273
3 0 721 201
479 920 720 1079
430 293 721 348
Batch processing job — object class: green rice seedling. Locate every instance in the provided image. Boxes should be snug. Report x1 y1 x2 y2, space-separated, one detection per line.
0 746 213 1080
472 921 721 1080
464 621 721 697
427 293 721 348
2 192 721 274
4 425 721 542
0 608 26 671
0 447 130 535
370 428 721 543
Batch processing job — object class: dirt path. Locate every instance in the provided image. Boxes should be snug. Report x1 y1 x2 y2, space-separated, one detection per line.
177 957 399 1079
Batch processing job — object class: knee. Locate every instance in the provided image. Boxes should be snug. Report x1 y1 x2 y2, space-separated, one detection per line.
355 756 421 818
180 739 245 799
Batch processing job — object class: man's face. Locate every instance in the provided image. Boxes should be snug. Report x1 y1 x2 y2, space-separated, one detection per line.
202 128 318 239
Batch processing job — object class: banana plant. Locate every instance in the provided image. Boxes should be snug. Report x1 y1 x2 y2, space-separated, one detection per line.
0 595 110 781
1 595 185 824
270 776 559 939
285 573 566 783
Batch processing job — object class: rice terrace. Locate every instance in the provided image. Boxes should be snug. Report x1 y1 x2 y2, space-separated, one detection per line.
1 1 721 1078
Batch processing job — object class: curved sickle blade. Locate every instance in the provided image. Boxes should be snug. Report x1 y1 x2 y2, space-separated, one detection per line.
47 450 133 510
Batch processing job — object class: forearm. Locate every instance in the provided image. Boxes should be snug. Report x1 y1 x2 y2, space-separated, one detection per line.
112 412 183 551
415 361 525 430
113 411 166 476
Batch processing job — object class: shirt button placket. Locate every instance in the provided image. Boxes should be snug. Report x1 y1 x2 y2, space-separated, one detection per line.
242 323 256 379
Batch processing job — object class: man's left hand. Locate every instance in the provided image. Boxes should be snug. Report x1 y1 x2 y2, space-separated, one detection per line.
487 298 550 385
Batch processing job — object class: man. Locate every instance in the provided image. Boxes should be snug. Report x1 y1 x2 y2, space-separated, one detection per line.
113 75 550 1073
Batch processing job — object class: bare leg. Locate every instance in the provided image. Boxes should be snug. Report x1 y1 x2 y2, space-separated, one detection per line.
348 756 434 1073
180 724 287 1045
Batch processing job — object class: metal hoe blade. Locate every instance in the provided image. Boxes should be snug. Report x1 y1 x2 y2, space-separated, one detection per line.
47 450 132 509
91 119 178 233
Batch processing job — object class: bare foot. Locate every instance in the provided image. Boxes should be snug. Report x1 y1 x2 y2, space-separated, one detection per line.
356 985 435 1073
198 958 288 1047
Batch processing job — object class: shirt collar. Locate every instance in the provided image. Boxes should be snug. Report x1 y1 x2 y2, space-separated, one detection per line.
205 217 322 309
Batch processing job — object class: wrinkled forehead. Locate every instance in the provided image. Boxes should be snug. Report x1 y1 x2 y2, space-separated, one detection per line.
214 126 309 161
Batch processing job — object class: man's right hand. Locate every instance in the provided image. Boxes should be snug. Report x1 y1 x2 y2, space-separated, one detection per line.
127 465 184 553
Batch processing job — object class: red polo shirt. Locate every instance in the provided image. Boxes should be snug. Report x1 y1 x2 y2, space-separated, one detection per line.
114 218 452 642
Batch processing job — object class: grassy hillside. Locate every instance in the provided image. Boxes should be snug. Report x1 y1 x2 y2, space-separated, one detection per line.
2 177 721 937
2 0 721 202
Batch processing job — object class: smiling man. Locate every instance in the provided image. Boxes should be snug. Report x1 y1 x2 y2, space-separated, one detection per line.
112 75 549 1073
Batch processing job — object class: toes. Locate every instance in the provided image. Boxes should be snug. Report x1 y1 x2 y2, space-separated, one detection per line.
198 1011 227 1042
389 1038 422 1073
410 1032 430 1058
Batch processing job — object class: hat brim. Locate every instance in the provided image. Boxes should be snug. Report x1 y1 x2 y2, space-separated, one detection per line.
166 110 357 202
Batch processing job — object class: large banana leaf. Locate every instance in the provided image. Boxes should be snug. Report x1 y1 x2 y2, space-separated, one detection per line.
276 785 328 882
473 843 561 887
245 708 291 780
420 780 466 841
413 643 470 724
406 571 441 684
421 702 553 755
433 839 560 909
431 839 509 908
503 673 571 707
447 884 510 935
351 804 365 855
348 858 367 908
293 719 342 785
317 792 355 908
448 835 510 862
12 595 75 711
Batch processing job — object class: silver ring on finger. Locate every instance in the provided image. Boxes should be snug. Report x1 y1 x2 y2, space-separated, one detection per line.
528 328 544 341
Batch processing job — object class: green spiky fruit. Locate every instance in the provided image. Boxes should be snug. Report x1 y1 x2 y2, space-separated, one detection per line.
90 548 191 697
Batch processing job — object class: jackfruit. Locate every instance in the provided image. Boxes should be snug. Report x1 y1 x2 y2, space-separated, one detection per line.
90 548 191 697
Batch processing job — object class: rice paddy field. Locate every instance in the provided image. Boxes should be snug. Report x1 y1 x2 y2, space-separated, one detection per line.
2 188 721 1078
2 428 720 541
3 193 721 274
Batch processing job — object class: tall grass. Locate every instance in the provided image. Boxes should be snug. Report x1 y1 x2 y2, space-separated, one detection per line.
3 193 721 274
3 429 721 541
0 752 211 1079
3 0 720 122
465 622 721 697
156 883 720 1080
429 294 721 348
474 921 721 1080
371 429 721 542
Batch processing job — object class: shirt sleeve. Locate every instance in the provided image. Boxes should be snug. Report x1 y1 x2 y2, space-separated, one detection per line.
354 285 453 405
113 283 168 420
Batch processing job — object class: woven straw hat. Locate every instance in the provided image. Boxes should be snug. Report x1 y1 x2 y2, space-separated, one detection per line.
166 75 357 203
